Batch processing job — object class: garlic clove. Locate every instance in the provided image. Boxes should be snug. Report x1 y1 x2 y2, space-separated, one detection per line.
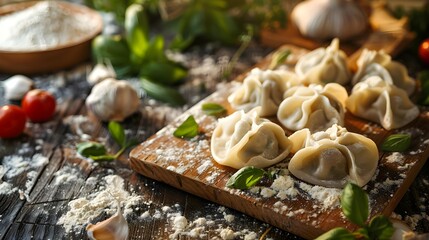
2 75 34 100
87 63 117 86
291 0 369 41
85 78 140 122
86 204 129 240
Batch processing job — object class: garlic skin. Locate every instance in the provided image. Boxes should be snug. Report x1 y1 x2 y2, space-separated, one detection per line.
292 0 369 40
86 78 140 122
87 63 117 86
86 205 129 240
2 75 34 100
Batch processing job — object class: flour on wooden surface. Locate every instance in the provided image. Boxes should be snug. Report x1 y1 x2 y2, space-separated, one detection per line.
0 153 49 197
53 165 84 186
0 1 95 51
58 175 141 232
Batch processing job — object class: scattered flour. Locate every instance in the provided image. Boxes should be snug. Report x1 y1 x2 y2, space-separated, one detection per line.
0 153 49 198
385 152 405 164
52 165 84 185
57 175 142 232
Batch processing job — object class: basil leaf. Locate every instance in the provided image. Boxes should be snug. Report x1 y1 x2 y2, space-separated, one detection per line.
268 49 291 69
315 227 355 240
381 134 411 152
341 182 369 227
125 4 149 60
367 216 394 240
77 142 106 158
90 155 116 161
226 166 266 190
92 35 135 77
108 121 126 147
139 62 187 85
173 115 199 138
141 78 186 106
202 103 226 116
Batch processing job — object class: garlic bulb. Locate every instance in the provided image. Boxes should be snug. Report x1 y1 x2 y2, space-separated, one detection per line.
291 0 369 40
87 63 116 86
86 201 129 240
86 78 140 122
2 75 34 100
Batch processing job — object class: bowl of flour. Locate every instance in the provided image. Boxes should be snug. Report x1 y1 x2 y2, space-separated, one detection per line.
0 1 102 74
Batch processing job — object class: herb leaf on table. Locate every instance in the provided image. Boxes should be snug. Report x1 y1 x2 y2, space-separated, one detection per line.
76 121 138 161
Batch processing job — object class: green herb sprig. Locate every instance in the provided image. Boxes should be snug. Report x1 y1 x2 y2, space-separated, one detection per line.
381 134 411 152
226 166 271 190
77 121 138 161
316 183 394 240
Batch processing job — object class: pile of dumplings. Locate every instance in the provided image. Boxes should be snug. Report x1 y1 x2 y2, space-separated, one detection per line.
211 38 419 189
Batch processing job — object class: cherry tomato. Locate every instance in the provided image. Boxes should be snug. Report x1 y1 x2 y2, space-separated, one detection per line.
22 89 56 122
419 38 429 66
0 105 26 138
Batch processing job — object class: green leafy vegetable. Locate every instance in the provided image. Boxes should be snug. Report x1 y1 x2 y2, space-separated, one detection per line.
92 35 135 78
381 134 411 152
91 3 188 105
226 166 268 190
341 182 369 226
125 4 149 59
139 62 187 85
201 103 226 116
141 78 186 106
170 0 240 50
315 227 355 240
76 121 138 161
173 115 199 138
76 142 107 158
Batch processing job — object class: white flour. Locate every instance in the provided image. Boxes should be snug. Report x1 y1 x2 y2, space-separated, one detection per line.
57 175 141 232
0 1 95 51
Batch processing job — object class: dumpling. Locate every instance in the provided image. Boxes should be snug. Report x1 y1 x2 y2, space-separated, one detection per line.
228 68 299 117
352 49 416 95
211 110 292 169
277 83 348 132
288 124 379 188
346 76 419 130
295 38 351 85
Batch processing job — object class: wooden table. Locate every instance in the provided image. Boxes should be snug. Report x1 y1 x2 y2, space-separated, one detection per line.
0 43 428 240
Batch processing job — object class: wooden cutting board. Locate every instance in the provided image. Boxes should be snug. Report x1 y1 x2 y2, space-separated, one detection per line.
129 45 429 239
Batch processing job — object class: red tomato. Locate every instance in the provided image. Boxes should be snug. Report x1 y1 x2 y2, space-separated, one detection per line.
419 38 429 66
0 105 26 138
22 89 56 122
